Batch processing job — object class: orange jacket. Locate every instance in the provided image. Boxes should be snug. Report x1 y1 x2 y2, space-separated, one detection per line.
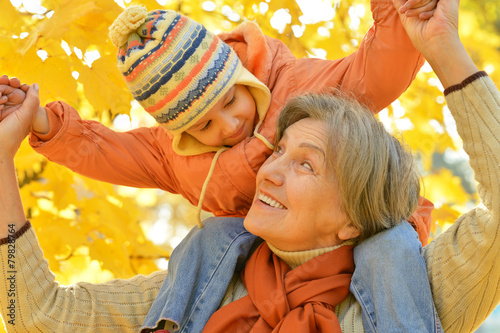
30 0 432 243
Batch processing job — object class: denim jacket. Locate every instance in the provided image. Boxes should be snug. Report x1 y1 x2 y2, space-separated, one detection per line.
141 217 442 333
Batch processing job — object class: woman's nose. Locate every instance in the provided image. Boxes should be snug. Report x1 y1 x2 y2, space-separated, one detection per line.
259 156 285 186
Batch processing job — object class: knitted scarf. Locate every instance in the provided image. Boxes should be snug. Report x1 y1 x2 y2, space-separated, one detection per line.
203 242 355 332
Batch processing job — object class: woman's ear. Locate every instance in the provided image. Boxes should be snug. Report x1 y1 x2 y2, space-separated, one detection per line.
338 223 360 241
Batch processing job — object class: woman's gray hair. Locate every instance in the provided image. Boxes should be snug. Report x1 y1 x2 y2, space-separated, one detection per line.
275 92 420 242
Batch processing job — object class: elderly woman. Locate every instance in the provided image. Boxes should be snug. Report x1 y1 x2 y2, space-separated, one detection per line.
0 0 499 332
0 94 437 333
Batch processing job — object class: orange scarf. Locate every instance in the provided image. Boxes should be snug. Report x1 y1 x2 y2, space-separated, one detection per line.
203 242 354 332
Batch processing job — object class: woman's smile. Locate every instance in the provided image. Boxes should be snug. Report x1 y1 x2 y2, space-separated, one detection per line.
257 192 287 210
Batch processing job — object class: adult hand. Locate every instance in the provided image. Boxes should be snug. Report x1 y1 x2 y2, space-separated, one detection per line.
394 0 477 88
400 0 438 20
393 0 459 57
0 84 40 160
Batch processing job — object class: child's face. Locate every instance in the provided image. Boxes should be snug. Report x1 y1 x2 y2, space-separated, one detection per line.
185 84 257 147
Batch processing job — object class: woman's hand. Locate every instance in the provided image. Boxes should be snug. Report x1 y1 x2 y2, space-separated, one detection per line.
0 84 40 160
394 0 478 88
0 75 49 134
394 0 460 56
400 0 438 20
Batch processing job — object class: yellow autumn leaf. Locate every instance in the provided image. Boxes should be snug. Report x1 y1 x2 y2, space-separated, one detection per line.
77 57 132 116
2 5 499 331
55 249 115 285
0 2 23 31
14 139 46 184
18 0 100 55
431 203 463 232
422 169 472 207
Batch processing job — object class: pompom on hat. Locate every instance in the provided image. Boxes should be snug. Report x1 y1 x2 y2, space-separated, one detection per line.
109 6 271 156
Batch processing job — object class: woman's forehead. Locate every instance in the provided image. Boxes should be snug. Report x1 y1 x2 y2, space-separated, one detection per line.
282 118 328 147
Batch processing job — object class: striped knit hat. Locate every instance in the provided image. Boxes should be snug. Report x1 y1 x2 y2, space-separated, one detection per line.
109 6 271 155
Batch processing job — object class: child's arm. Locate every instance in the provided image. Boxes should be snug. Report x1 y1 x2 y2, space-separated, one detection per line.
29 101 183 192
0 75 190 197
29 100 241 216
0 79 192 196
293 0 431 112
3 89 254 216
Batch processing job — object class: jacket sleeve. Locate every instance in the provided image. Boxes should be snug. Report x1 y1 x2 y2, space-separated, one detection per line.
422 73 500 332
0 223 166 332
29 101 180 193
293 0 424 112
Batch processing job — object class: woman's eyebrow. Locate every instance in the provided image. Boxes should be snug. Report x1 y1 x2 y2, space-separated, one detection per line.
299 142 326 160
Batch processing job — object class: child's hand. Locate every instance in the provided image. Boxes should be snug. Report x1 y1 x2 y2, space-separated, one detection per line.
0 75 49 134
399 0 437 20
0 88 27 122
0 75 30 120
0 75 29 93
0 84 27 105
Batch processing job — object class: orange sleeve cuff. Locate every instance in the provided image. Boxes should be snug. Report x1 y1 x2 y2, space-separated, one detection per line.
31 105 63 141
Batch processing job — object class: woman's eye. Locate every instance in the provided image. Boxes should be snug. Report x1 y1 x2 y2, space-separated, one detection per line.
301 162 313 171
274 146 284 155
200 120 212 132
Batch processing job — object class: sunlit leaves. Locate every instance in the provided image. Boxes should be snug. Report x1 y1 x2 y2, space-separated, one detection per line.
77 57 132 116
0 0 498 305
422 169 473 207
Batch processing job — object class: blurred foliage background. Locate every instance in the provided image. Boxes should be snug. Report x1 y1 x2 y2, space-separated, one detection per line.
0 0 499 331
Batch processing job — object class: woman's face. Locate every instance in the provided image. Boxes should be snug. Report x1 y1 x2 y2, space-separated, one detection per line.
244 118 360 252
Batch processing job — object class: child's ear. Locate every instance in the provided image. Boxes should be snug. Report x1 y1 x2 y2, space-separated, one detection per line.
338 223 360 241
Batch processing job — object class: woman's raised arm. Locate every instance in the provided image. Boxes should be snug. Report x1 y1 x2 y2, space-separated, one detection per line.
0 84 40 238
0 84 167 332
395 0 500 331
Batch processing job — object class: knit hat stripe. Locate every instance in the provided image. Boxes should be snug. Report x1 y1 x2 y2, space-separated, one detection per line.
123 23 188 87
117 11 169 62
158 52 240 131
144 36 221 114
130 34 214 105
164 62 239 132
131 23 206 101
143 10 163 38
150 44 237 128
122 14 185 79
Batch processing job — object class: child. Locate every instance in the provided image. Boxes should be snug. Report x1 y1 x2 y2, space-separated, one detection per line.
0 2 436 243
